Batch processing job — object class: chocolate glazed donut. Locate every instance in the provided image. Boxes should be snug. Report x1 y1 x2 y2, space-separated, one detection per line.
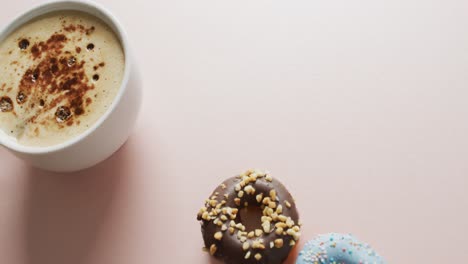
197 170 301 264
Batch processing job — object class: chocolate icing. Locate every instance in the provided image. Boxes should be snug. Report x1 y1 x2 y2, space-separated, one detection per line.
197 170 301 264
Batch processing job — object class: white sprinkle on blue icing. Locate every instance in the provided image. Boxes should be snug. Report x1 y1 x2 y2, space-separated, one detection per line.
296 233 385 264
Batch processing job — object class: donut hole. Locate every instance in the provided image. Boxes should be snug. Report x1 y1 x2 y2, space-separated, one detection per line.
238 204 264 232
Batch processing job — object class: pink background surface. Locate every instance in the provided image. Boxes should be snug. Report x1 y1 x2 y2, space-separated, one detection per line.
1 0 468 263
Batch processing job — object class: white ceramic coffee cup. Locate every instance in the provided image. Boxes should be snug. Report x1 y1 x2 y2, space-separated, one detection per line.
0 0 142 172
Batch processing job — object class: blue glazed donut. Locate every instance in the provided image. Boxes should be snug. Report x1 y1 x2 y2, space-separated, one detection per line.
296 233 385 264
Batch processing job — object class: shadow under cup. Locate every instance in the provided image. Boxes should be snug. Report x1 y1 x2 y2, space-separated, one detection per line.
0 0 142 172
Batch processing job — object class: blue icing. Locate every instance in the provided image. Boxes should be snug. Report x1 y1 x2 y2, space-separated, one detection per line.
296 233 385 264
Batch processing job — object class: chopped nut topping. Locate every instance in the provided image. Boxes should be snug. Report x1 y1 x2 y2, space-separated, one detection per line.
276 227 284 235
254 253 262 260
199 207 207 214
252 240 265 249
238 190 244 198
255 229 263 237
236 223 246 231
210 244 217 255
286 229 300 240
244 185 255 195
276 205 283 214
243 241 250 251
221 224 227 231
242 175 250 182
262 221 271 233
294 232 301 241
274 238 284 248
271 212 278 221
202 211 210 220
275 222 287 229
248 231 255 238
245 251 251 259
265 207 274 216
214 232 223 240
285 200 291 208
270 189 277 200
256 193 263 203
289 240 296 246
250 174 258 182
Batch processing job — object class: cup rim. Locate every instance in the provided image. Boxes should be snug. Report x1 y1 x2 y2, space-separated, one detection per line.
0 0 131 154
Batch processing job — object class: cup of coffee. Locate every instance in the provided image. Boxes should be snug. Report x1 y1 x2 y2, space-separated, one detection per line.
0 0 142 172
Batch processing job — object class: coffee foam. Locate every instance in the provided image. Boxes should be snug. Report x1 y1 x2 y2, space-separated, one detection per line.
0 11 124 147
